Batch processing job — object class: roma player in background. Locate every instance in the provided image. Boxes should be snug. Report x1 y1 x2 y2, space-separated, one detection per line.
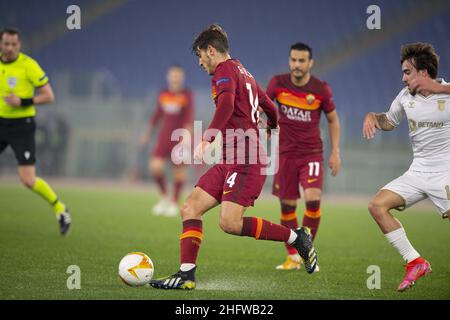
140 65 194 217
267 43 341 271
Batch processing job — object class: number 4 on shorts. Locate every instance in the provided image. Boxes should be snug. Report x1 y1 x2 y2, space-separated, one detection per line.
227 172 238 188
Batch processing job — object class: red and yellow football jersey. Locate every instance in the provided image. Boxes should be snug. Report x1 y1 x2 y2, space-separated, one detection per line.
266 74 336 156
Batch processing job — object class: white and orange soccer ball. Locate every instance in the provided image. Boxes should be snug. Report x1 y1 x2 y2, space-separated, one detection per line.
118 252 154 286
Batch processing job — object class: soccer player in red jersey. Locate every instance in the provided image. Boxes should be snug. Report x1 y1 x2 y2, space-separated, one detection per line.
266 43 341 271
140 65 194 217
150 25 318 290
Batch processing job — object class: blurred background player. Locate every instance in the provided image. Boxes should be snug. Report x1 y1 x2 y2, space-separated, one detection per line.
363 42 450 292
0 28 71 235
139 65 193 217
266 43 341 270
149 24 318 290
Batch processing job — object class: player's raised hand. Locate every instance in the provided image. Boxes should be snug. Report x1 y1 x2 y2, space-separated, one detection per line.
362 112 380 139
4 94 21 107
409 76 442 94
193 140 211 162
328 151 341 177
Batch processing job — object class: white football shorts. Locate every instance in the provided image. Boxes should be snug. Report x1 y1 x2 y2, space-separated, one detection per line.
381 170 450 218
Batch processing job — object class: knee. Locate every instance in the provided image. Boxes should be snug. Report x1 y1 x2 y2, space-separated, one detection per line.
180 200 202 221
368 197 387 220
180 202 193 220
149 160 164 175
280 200 297 214
219 216 241 235
174 170 187 182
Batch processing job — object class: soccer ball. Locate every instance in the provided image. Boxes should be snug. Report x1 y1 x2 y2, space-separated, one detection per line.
118 252 154 286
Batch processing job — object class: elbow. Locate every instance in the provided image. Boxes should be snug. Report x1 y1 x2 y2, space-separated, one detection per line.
47 92 55 103
40 92 55 104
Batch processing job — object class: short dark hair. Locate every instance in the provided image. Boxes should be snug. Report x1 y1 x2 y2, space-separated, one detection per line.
169 64 184 71
400 42 439 79
192 24 229 55
0 28 20 41
290 42 312 59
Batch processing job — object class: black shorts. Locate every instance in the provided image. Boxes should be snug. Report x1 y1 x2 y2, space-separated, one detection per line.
0 117 36 165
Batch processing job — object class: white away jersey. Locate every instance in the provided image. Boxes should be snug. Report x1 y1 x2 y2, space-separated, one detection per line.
385 80 450 172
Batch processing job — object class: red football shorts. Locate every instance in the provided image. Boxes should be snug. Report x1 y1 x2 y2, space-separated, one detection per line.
272 153 324 199
196 163 267 207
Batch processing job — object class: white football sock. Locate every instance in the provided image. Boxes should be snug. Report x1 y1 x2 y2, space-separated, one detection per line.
180 263 196 272
286 230 297 245
385 227 420 263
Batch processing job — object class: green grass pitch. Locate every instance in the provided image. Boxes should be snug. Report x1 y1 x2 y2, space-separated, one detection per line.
0 183 449 300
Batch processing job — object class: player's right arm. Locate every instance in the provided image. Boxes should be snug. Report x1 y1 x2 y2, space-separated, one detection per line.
194 91 235 161
194 66 237 162
363 89 406 139
363 112 395 139
139 98 162 146
180 91 194 145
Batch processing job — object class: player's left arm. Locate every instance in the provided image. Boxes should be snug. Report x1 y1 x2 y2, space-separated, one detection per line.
322 82 341 176
325 110 341 177
4 83 55 107
33 83 55 104
5 58 54 107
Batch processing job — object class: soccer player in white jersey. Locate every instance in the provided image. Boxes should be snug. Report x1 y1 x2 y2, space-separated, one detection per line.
363 43 450 292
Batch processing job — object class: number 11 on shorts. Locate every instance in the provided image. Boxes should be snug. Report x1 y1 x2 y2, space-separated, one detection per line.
308 162 320 177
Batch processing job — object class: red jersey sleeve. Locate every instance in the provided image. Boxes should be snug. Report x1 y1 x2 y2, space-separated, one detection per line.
212 63 237 97
182 91 194 128
257 83 278 128
205 92 235 142
321 82 336 114
150 93 163 126
266 76 278 101
204 64 238 141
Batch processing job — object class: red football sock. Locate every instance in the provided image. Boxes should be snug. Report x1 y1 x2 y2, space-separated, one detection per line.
241 217 291 242
280 203 298 255
153 174 167 195
180 219 203 264
302 200 321 241
173 180 184 203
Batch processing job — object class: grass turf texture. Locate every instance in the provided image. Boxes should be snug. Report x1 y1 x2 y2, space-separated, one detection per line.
0 183 449 300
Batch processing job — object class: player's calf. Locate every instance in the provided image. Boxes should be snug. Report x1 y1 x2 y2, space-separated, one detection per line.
368 193 403 234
